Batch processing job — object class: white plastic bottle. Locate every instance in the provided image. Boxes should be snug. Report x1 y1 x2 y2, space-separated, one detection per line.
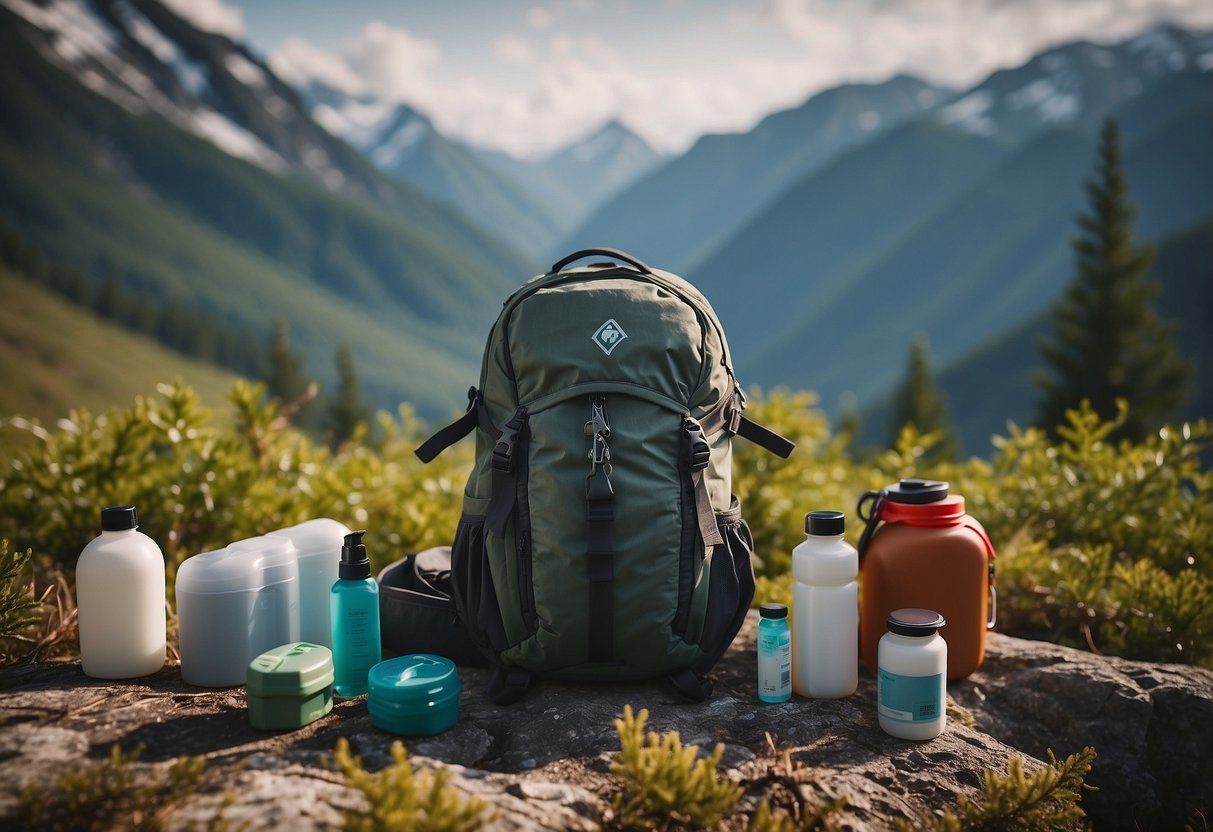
76 505 166 678
273 518 350 648
878 608 948 740
792 510 858 699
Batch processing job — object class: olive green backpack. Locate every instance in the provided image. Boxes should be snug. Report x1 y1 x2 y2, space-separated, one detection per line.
415 249 793 703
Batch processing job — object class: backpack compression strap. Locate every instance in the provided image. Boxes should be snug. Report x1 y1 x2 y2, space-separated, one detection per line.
415 388 501 462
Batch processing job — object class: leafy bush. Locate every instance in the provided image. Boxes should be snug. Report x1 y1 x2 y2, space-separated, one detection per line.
0 383 1208 667
333 737 488 832
610 704 744 829
16 744 205 832
895 746 1097 831
0 538 44 654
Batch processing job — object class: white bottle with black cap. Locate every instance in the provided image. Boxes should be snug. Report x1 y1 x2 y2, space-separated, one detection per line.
878 608 948 740
791 510 858 699
76 505 166 678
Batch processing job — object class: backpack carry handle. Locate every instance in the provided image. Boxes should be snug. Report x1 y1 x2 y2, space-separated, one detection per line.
550 248 652 275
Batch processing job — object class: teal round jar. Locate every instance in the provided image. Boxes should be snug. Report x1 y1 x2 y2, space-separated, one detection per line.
367 654 460 735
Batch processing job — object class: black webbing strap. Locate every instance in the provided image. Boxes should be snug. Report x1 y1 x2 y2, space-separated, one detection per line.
668 667 712 701
586 464 615 664
415 387 502 462
487 666 534 705
733 413 796 459
684 417 724 548
486 408 527 538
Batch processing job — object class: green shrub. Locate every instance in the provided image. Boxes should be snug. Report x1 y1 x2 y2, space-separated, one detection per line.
0 383 1208 667
611 704 744 829
895 746 1096 832
16 743 205 832
0 538 43 654
333 737 488 832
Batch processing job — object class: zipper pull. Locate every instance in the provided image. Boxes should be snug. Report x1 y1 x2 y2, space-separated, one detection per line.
584 395 611 439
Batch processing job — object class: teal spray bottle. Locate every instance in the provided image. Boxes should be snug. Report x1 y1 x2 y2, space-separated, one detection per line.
330 530 382 696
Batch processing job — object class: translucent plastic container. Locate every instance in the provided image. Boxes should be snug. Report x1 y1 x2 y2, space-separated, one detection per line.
176 535 300 686
272 518 350 647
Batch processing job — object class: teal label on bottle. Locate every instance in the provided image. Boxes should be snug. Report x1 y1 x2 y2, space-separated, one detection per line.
878 670 943 723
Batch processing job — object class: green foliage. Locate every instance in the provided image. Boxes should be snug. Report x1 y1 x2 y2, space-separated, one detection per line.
1036 117 1190 441
610 704 744 829
16 743 206 832
746 795 848 832
0 381 469 578
896 747 1096 832
333 737 488 832
890 333 959 461
0 538 43 647
1 380 1208 667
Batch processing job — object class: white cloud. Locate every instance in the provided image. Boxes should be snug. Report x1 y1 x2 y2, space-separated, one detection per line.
267 0 1213 157
494 33 534 65
526 6 553 29
768 0 1213 91
159 0 244 41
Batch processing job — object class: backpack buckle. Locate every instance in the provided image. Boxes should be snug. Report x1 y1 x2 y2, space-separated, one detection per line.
683 418 711 471
492 407 528 472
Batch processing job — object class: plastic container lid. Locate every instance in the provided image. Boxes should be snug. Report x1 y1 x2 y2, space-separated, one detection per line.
805 510 845 536
369 654 460 712
101 505 138 531
176 547 260 594
885 479 949 504
759 603 788 619
246 642 334 697
230 535 298 585
274 518 350 558
886 608 946 637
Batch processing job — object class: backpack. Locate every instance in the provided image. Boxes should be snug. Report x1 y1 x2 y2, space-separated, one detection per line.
414 248 794 703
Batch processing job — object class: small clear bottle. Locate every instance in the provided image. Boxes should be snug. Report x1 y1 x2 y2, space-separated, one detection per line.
877 608 947 740
756 603 791 703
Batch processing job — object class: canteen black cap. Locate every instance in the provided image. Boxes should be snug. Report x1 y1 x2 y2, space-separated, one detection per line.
887 608 946 637
759 603 788 619
101 505 138 531
805 510 845 536
339 530 371 580
885 479 949 504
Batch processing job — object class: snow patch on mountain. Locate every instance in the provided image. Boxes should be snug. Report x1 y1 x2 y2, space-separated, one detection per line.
4 0 115 62
1008 78 1080 122
313 99 397 150
939 90 995 136
113 0 209 98
192 109 286 171
371 117 427 168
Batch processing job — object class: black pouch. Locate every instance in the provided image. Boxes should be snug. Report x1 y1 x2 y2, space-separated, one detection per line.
377 546 490 667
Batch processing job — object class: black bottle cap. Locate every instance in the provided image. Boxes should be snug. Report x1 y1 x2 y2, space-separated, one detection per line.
885 479 949 504
101 505 138 531
339 530 371 580
805 510 845 536
887 608 946 637
759 603 788 620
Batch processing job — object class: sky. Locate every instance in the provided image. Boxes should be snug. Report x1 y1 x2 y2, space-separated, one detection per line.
169 0 1213 158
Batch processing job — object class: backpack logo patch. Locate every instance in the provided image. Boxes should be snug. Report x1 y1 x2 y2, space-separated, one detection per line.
592 319 627 355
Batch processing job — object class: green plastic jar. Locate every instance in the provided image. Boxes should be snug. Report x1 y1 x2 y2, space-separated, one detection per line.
367 654 460 736
246 642 334 730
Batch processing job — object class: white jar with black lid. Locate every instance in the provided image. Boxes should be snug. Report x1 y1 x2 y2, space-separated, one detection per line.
877 608 947 740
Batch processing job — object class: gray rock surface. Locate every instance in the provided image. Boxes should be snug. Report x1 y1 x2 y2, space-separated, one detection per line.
1 615 1209 830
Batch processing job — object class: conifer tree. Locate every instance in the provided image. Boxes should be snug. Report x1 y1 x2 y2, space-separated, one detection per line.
890 333 958 459
328 342 370 446
266 319 308 403
1035 118 1190 441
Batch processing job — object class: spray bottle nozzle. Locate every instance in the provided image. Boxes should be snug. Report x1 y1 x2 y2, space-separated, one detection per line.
339 530 371 580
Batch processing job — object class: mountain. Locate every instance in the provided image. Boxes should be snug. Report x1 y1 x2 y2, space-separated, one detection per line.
0 265 239 423
560 74 951 272
884 216 1213 455
740 77 1213 413
294 80 570 253
686 25 1213 418
538 119 664 216
0 0 536 417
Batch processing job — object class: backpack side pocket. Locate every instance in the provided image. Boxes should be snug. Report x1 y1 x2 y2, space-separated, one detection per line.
450 498 510 663
694 495 756 671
